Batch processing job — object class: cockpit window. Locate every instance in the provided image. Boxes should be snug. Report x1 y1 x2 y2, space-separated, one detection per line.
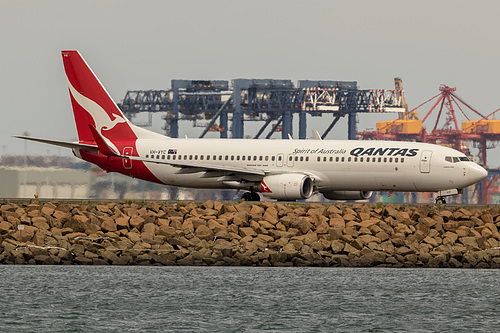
446 156 470 163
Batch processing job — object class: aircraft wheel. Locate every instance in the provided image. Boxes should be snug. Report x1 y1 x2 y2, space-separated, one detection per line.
241 192 253 201
250 192 261 201
435 197 447 205
241 192 260 201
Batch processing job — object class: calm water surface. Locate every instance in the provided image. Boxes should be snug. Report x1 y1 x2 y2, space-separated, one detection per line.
0 266 499 332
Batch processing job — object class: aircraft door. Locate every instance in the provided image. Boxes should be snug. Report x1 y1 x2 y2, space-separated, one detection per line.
123 147 133 169
287 154 294 167
276 153 284 167
420 150 432 173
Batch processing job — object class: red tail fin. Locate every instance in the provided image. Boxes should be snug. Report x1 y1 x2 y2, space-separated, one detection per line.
62 50 135 144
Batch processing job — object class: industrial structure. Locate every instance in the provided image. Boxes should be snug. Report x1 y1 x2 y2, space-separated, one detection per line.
118 79 406 140
117 77 499 204
358 82 500 204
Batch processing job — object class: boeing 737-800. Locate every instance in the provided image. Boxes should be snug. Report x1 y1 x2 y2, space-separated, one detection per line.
16 51 487 203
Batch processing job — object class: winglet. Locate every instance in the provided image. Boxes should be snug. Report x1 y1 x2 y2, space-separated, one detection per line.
88 125 120 157
312 129 322 140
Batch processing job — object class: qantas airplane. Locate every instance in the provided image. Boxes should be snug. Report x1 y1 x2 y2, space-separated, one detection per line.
16 50 487 204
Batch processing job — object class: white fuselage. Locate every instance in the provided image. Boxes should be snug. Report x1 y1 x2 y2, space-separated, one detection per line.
131 138 486 193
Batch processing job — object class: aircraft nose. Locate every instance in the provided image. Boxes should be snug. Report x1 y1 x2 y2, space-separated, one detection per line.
469 164 488 184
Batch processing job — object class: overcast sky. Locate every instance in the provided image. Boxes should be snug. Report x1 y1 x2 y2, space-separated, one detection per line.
2 0 500 166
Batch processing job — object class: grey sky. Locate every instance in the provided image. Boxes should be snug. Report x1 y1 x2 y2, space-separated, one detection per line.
2 1 500 166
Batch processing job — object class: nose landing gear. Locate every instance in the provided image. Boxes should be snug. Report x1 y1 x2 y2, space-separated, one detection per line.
435 189 460 205
435 197 447 204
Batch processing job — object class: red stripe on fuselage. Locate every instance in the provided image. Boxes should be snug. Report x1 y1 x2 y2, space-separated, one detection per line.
80 150 163 185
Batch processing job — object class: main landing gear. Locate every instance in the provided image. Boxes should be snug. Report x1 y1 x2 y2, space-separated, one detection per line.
241 191 261 201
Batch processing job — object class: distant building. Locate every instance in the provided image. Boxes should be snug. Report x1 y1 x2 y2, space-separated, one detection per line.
0 156 235 201
0 166 91 199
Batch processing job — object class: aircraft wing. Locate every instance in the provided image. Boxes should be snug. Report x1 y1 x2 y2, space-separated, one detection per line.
14 136 98 151
128 155 266 178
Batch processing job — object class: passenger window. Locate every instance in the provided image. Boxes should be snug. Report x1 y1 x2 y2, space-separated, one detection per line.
219 155 222 160
189 155 192 160
306 157 309 162
167 155 171 160
389 158 392 163
366 157 370 162
242 156 245 161
354 157 358 162
259 156 263 161
401 158 405 163
278 156 282 161
341 157 345 162
225 156 229 160
317 157 321 162
207 155 210 160
162 155 165 159
194 155 198 160
184 155 188 160
348 157 351 162
145 154 149 158
271 156 275 161
265 156 268 161
329 157 333 162
323 157 327 162
172 155 176 160
336 157 339 162
254 156 257 161
300 156 304 162
237 156 240 161
395 158 398 163
289 156 293 161
384 157 387 163
295 156 298 161
378 157 382 162
231 156 234 160
360 157 363 162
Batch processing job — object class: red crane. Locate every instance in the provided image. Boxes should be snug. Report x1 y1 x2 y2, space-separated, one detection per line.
358 81 500 204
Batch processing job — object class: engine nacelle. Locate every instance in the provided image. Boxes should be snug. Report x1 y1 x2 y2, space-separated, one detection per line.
322 190 373 201
260 174 314 200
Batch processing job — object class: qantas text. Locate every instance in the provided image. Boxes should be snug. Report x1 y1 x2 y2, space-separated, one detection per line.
350 147 419 157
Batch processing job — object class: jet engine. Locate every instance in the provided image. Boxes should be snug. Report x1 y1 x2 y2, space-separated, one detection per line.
322 190 373 201
260 173 314 200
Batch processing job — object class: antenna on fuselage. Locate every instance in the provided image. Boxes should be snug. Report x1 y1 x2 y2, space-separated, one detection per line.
312 129 322 140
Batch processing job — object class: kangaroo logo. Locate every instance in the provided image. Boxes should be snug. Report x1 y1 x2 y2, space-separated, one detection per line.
261 180 272 193
68 80 126 153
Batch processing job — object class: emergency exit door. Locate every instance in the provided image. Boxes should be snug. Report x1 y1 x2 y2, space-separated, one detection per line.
420 150 432 173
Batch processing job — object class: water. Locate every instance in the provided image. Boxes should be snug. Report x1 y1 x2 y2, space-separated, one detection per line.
0 267 499 332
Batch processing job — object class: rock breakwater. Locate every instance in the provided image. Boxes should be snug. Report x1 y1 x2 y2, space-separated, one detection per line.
1 200 500 268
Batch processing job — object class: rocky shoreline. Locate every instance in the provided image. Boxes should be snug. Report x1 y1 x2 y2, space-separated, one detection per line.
1 200 500 268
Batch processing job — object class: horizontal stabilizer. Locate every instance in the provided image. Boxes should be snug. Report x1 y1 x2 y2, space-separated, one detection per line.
14 136 98 151
88 125 120 157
